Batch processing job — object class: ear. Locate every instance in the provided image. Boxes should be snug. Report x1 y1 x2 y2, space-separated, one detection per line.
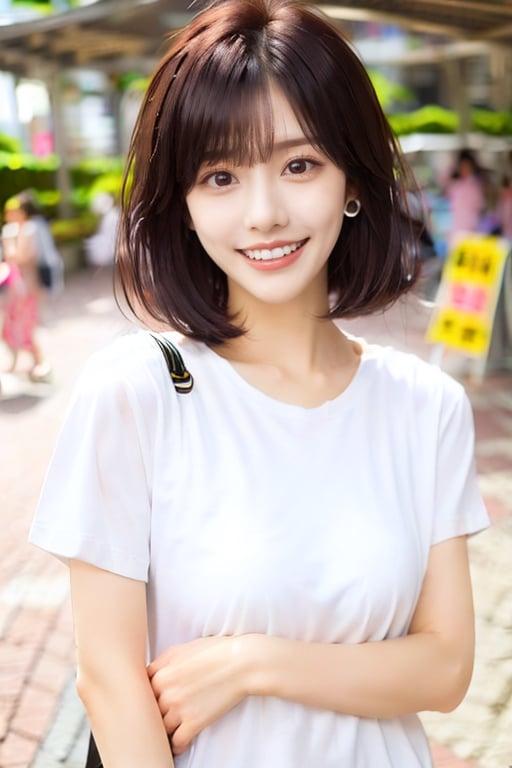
344 182 359 206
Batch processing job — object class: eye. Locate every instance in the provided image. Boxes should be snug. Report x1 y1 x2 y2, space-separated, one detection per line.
205 171 236 189
285 158 318 175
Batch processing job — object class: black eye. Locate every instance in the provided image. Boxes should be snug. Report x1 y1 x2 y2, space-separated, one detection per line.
208 172 233 188
288 159 310 174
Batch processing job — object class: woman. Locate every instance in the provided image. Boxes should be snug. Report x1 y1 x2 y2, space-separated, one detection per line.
446 149 485 247
1 192 51 380
30 2 488 766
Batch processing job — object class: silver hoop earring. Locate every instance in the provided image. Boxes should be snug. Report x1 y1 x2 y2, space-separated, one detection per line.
344 199 361 218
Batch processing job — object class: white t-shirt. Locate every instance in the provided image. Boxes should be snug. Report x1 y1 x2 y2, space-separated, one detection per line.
30 331 489 768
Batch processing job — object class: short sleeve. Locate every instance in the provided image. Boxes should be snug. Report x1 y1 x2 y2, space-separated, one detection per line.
29 350 154 581
432 384 489 544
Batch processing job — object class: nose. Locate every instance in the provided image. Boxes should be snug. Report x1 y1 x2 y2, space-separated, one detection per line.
243 172 289 232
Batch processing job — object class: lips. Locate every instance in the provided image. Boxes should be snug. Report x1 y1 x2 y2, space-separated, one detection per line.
241 238 308 261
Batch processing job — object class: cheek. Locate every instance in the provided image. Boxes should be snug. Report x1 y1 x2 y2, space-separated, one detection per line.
186 195 232 243
186 205 235 266
299 173 346 227
301 190 345 239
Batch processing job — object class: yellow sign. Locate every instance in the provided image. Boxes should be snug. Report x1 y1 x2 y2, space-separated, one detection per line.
426 234 510 357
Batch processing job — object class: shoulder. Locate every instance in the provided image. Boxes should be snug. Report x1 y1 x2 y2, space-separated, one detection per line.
361 344 465 414
21 220 37 237
76 330 174 404
77 330 205 402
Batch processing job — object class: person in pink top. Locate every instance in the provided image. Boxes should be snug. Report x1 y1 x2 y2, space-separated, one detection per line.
446 149 485 247
1 192 52 381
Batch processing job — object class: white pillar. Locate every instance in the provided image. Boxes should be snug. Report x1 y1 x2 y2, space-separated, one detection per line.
47 67 73 218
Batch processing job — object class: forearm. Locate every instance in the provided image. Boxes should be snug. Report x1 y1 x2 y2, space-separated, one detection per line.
77 663 174 768
69 561 174 765
12 234 36 266
248 631 472 719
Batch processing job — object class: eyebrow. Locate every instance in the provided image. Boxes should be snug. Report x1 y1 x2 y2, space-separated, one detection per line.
273 137 316 151
199 136 319 167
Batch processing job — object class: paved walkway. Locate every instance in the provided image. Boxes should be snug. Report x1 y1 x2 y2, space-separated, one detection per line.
0 269 510 768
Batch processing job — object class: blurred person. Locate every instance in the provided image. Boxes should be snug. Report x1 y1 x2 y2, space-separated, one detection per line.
497 175 512 240
446 148 485 247
30 2 489 767
84 192 120 268
404 187 442 301
0 193 52 381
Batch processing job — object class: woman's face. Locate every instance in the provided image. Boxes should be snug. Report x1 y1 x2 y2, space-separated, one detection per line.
459 159 475 179
4 207 22 225
185 86 350 314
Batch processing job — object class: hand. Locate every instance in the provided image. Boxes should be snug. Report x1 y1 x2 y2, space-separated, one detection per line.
148 635 254 756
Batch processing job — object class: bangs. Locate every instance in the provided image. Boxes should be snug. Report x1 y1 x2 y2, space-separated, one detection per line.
201 88 274 169
174 41 276 187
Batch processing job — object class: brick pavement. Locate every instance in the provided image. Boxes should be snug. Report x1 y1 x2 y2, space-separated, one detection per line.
0 269 510 768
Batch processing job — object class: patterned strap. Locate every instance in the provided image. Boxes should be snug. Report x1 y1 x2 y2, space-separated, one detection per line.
150 333 194 394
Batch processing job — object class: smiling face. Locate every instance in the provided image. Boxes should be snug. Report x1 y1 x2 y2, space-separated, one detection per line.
185 86 349 315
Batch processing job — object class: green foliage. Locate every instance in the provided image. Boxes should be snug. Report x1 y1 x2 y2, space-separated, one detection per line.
11 0 54 15
31 188 60 218
369 71 414 111
0 133 22 154
0 152 59 212
0 154 125 215
471 109 512 136
89 172 124 203
69 157 124 189
118 73 150 93
388 106 512 137
388 105 460 135
50 214 98 244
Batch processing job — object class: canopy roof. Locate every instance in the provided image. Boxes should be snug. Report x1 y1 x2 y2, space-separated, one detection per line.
0 0 511 76
321 1 512 41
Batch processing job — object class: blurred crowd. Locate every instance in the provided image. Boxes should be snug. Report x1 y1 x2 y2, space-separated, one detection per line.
445 148 512 243
402 147 512 301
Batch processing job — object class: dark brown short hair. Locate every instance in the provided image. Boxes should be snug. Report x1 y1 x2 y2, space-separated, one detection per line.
117 0 418 344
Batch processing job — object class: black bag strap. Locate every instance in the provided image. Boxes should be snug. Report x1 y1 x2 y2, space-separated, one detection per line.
150 333 194 394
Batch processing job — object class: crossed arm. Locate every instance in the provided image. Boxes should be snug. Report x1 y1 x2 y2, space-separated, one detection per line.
70 535 475 766
4 227 37 267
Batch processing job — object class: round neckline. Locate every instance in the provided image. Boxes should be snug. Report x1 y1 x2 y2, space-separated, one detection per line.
197 335 370 416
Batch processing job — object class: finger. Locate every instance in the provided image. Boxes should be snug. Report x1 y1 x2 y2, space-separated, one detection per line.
149 667 174 697
148 667 163 694
148 646 177 677
162 710 181 735
147 658 164 678
171 724 194 756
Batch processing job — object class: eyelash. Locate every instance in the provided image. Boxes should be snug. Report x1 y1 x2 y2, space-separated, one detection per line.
285 156 322 175
200 155 323 188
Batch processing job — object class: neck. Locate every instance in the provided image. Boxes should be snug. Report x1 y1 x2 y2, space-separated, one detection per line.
211 290 361 409
217 293 347 374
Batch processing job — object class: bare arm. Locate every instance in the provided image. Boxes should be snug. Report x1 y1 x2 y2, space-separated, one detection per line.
249 536 474 717
150 536 475 750
70 560 175 768
9 225 37 266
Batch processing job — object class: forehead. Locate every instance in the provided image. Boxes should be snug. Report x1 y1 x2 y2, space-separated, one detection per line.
268 86 303 139
198 83 314 170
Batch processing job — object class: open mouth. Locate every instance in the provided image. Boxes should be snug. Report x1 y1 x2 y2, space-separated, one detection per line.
241 238 309 261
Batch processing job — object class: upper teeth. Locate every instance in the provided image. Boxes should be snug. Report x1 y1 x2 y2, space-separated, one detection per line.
243 240 305 261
